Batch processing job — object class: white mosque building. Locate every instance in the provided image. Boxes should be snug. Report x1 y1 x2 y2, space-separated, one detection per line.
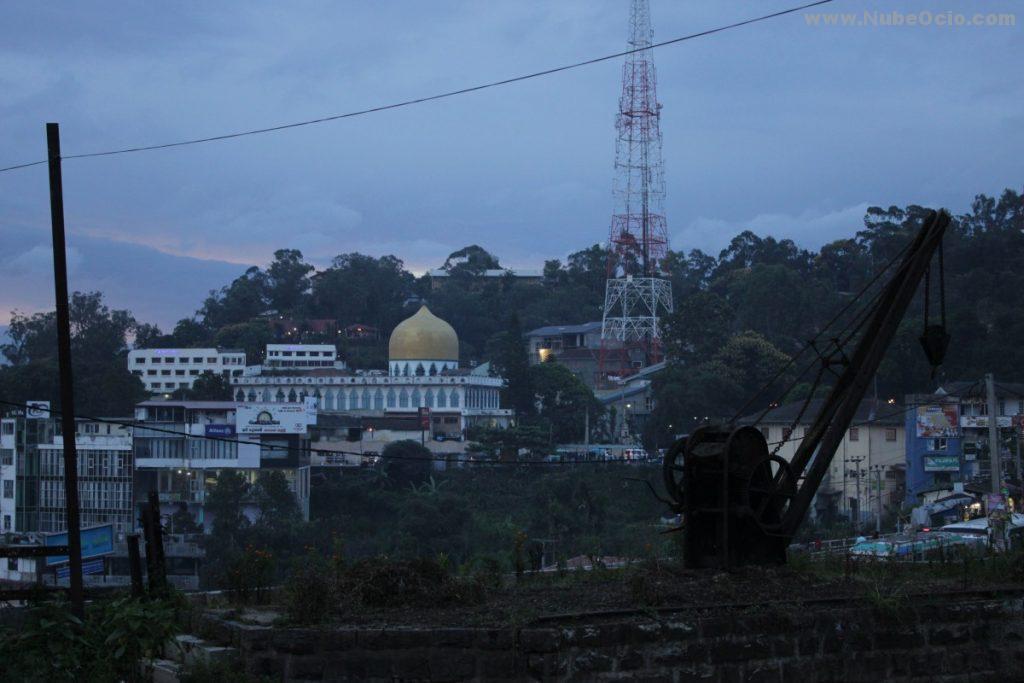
229 306 512 436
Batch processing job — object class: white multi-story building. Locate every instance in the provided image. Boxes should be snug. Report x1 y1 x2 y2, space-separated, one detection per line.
742 398 906 527
128 348 247 395
264 344 343 370
230 306 512 445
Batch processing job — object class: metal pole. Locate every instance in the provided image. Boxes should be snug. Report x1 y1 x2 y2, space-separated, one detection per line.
46 123 84 618
875 467 882 534
986 373 1001 496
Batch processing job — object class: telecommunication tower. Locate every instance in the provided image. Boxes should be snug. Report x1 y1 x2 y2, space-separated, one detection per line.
600 0 674 385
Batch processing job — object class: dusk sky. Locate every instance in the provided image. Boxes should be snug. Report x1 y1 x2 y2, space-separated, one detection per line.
1 0 1021 328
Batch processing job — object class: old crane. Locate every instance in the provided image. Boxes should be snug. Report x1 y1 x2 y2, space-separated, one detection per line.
662 209 952 568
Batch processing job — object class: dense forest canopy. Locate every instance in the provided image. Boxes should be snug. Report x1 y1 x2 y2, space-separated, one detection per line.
0 188 1020 427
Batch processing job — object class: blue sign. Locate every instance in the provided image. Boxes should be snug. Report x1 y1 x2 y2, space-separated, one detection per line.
205 424 236 437
44 524 115 567
57 559 104 579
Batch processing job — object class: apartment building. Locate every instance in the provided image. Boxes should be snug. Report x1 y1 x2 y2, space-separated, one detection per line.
128 348 247 394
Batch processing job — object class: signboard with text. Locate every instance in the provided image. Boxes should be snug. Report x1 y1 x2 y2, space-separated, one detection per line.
205 424 235 437
26 401 50 420
923 455 960 472
961 416 1012 429
236 403 312 434
916 404 960 438
44 524 115 567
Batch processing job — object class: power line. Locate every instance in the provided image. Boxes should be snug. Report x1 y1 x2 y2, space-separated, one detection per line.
0 0 833 175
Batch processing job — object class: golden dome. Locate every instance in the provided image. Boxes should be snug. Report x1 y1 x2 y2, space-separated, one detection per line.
388 306 459 361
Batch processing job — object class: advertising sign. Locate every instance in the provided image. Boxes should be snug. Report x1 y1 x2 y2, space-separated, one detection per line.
44 523 115 567
236 403 312 434
26 401 50 420
923 455 960 472
960 416 1012 429
204 424 236 437
916 404 960 438
418 406 431 430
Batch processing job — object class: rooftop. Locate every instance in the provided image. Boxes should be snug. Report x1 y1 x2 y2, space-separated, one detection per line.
525 321 603 337
739 397 905 426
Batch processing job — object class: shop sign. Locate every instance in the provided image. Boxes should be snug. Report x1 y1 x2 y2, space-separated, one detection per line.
923 455 960 472
961 416 1012 429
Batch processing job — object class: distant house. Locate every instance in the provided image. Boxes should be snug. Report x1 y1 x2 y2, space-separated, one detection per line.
345 324 380 341
524 322 634 389
265 317 340 337
427 268 543 291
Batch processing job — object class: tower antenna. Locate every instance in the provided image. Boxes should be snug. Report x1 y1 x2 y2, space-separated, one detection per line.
600 0 674 398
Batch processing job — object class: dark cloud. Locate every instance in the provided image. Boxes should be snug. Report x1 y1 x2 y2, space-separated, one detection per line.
1 0 1021 325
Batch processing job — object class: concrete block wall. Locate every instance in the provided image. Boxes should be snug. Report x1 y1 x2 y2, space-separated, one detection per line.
191 596 1024 681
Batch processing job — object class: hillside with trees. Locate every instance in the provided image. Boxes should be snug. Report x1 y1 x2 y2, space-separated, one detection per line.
0 187 1019 428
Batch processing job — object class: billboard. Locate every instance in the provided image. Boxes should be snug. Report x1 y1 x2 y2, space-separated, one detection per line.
44 523 115 567
916 404 960 438
960 416 1012 429
26 401 50 419
236 403 313 434
923 455 960 472
205 424 235 437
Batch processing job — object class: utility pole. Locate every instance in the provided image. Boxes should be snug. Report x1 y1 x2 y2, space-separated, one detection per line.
986 373 1001 496
874 466 882 534
845 455 865 532
46 122 84 618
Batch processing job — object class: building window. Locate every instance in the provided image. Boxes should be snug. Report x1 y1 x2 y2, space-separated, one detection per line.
2 515 9 531
782 427 792 441
1 423 12 435
759 426 770 440
161 370 170 376
152 357 162 363
0 449 12 465
134 358 145 364
884 428 897 442
207 357 217 363
2 480 12 498
175 370 185 376
7 557 15 571
192 357 203 364
849 428 860 442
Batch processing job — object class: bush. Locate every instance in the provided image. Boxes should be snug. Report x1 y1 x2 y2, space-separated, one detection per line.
0 594 182 681
282 553 337 624
342 557 485 609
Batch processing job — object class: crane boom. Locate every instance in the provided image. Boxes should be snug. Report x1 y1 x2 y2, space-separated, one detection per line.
662 209 951 568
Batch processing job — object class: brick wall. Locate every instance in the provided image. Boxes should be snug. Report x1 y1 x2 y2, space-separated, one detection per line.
192 595 1024 681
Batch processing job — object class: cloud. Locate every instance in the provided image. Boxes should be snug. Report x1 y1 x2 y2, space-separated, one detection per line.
677 203 872 256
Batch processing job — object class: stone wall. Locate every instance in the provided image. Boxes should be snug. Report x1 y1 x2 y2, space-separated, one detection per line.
192 595 1024 681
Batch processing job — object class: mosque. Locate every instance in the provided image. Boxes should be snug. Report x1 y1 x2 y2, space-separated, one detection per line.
229 306 512 439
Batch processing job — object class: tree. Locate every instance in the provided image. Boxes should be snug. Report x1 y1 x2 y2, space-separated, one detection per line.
132 322 165 349
492 313 534 416
213 321 272 363
169 502 200 535
380 440 434 489
529 362 600 444
0 291 146 416
661 291 733 365
308 253 413 332
171 371 233 401
442 245 500 275
265 249 313 314
254 471 300 527
205 470 250 537
199 266 268 329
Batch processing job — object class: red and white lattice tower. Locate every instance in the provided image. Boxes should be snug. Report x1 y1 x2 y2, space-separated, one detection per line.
599 0 674 385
